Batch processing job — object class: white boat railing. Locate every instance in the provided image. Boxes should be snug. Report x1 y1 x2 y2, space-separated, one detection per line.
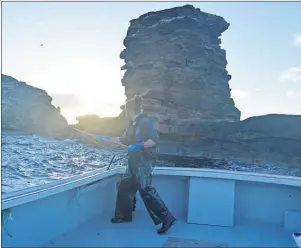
2 166 301 247
293 232 301 248
2 166 301 210
1 167 123 210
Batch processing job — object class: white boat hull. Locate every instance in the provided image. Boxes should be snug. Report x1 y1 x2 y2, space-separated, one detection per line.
2 167 301 247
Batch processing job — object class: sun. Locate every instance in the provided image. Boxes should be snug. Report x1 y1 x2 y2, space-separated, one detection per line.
27 58 126 124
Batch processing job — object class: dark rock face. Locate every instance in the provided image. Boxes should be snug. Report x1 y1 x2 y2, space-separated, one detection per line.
159 114 301 167
1 74 70 139
121 5 241 134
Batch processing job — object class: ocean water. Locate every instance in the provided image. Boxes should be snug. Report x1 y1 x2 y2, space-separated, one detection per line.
2 132 301 195
1 132 127 195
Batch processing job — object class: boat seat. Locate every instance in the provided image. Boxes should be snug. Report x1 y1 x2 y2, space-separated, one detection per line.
163 237 227 247
293 233 301 248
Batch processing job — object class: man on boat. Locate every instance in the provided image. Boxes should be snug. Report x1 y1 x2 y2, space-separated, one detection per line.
99 95 176 234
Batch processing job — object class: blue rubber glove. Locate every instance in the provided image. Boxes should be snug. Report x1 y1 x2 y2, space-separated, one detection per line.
96 135 111 142
128 142 144 153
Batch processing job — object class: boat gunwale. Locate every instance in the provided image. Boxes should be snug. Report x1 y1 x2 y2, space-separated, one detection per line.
293 233 301 248
2 166 301 210
1 167 122 210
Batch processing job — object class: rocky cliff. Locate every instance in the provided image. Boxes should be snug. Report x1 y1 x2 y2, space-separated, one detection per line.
1 74 70 138
74 113 126 136
118 5 301 168
159 114 301 167
120 4 240 134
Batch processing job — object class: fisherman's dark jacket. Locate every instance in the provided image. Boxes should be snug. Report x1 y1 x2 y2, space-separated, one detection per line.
119 114 159 162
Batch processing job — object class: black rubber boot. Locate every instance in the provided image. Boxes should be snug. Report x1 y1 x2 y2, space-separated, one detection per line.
114 177 137 223
157 214 176 234
111 217 132 224
140 186 170 226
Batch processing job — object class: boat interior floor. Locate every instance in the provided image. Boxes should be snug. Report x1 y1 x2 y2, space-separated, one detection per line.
44 211 295 247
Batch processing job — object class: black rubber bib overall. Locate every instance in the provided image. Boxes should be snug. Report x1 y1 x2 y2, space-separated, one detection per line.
114 114 169 225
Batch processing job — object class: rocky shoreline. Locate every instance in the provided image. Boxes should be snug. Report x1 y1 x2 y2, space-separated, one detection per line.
1 74 71 139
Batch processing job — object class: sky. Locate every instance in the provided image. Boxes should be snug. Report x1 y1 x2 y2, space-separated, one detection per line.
2 2 301 124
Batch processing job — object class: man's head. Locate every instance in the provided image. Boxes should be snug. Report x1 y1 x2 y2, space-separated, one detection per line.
125 95 143 120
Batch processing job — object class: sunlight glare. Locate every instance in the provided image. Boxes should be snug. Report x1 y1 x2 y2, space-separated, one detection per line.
27 58 126 124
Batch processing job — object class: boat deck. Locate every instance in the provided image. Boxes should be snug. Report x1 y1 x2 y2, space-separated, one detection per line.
45 211 295 247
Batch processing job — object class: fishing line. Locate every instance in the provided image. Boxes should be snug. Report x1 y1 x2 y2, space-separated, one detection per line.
72 127 127 149
72 127 127 170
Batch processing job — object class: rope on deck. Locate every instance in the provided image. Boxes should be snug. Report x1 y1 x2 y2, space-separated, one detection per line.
163 237 228 247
